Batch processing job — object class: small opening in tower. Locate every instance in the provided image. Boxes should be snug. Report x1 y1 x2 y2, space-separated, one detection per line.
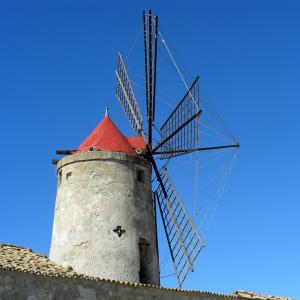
66 172 72 180
58 170 62 186
139 238 151 284
137 169 145 183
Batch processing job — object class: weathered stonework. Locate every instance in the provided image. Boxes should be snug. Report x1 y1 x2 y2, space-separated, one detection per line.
0 270 238 300
49 151 160 285
0 244 292 300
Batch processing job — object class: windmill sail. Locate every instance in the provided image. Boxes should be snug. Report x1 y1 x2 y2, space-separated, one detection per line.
152 77 201 158
155 167 205 288
116 52 144 137
112 10 239 289
143 10 158 146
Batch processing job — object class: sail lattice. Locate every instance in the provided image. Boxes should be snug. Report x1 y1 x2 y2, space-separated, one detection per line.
116 52 143 136
155 167 205 288
158 77 201 159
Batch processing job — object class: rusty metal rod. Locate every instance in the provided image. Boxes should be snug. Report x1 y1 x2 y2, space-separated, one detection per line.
56 150 75 155
153 143 240 155
152 110 202 153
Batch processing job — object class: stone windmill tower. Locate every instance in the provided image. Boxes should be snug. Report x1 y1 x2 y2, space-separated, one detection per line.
49 109 160 285
50 10 239 289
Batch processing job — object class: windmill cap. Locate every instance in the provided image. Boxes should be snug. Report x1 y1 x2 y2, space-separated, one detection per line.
76 114 146 156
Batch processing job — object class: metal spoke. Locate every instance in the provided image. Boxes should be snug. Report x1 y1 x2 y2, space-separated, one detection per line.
155 167 205 288
153 143 240 157
143 10 158 146
155 77 201 158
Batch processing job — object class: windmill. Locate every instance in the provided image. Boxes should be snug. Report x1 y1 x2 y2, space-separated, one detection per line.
115 10 240 288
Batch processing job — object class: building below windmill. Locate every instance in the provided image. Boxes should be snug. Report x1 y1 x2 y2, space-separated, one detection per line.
0 243 292 300
0 112 292 300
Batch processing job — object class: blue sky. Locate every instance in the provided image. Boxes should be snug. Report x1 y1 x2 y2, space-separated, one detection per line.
1 1 299 298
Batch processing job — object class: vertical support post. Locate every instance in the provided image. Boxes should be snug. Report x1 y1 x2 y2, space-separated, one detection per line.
153 15 158 123
148 10 153 146
143 10 158 148
143 11 150 124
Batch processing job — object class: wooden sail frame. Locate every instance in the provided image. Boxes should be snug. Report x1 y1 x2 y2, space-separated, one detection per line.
143 10 158 146
116 52 144 137
155 167 205 288
152 77 201 158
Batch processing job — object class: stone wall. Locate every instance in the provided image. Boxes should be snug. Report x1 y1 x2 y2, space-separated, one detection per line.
0 270 237 300
49 151 159 285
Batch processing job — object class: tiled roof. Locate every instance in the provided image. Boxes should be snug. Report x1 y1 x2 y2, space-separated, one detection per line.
0 244 235 298
126 137 147 152
76 116 137 156
234 291 293 300
0 243 76 277
0 244 293 300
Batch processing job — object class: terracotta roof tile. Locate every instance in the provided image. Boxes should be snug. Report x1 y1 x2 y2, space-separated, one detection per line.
0 244 236 297
76 116 137 156
126 137 146 152
0 244 292 300
234 290 293 300
0 243 76 277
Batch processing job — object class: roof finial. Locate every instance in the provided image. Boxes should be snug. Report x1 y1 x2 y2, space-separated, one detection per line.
105 106 109 117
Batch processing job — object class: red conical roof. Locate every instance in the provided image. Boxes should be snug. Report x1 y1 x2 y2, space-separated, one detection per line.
126 137 146 150
76 116 138 156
